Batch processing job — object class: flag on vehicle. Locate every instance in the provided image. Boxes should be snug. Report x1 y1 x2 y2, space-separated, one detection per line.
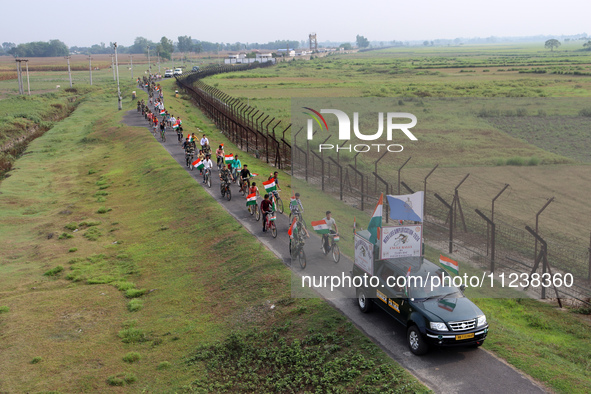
311 219 330 234
288 217 297 238
192 159 204 170
438 299 457 312
225 154 234 165
367 193 383 244
439 255 459 275
263 179 277 192
386 192 424 222
353 216 356 234
246 193 257 206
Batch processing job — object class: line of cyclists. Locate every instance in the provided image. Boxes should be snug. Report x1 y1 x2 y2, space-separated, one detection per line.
138 84 339 266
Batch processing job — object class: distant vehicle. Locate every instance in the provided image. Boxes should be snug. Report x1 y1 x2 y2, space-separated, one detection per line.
192 66 200 72
164 69 174 78
353 230 488 355
173 68 183 76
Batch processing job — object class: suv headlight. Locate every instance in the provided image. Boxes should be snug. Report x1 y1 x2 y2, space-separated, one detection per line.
429 322 448 331
477 315 487 327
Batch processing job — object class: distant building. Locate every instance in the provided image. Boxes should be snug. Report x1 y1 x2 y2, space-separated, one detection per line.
276 48 296 57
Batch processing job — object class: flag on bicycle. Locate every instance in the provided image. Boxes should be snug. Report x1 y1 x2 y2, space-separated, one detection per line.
250 173 258 177
288 217 297 239
172 123 179 130
353 216 357 234
311 219 330 234
192 159 204 170
262 179 277 192
246 193 257 206
160 109 166 115
271 194 277 211
367 193 383 245
439 255 459 275
225 154 234 165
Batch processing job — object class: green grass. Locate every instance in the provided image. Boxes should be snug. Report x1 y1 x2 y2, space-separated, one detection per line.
122 352 141 363
0 306 9 313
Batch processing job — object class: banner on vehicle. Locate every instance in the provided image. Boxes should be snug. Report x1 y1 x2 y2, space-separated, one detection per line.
354 234 374 275
380 225 422 260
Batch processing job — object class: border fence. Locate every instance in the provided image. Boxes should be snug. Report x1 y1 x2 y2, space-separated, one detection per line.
177 66 591 305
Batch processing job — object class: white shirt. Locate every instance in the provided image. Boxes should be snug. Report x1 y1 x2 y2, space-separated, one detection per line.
203 159 213 169
200 137 209 146
170 117 176 124
324 217 336 231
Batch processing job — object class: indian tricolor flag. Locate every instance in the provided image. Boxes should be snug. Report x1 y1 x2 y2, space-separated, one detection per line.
250 173 258 178
367 193 383 244
160 109 166 115
188 135 193 142
192 159 204 170
288 217 297 239
225 154 234 165
172 122 180 130
439 255 459 275
246 193 257 206
262 179 276 192
311 219 330 235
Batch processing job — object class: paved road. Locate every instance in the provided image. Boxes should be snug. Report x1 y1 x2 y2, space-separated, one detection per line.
122 107 547 394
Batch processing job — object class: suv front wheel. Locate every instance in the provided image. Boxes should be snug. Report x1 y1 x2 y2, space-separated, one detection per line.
407 325 429 355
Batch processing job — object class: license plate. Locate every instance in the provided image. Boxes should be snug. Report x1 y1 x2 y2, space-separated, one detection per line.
455 333 475 341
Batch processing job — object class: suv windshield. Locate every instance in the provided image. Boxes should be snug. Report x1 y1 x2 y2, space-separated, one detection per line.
408 273 462 299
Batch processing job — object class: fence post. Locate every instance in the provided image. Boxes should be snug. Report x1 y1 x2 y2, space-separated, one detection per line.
435 193 453 254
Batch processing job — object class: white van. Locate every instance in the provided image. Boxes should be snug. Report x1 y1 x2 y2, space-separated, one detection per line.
164 69 174 78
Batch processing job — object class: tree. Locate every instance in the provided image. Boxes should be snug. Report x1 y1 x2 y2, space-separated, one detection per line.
545 39 561 51
130 37 152 54
2 42 15 54
583 41 591 50
423 40 429 46
356 35 370 48
156 36 174 60
177 35 193 53
339 43 352 50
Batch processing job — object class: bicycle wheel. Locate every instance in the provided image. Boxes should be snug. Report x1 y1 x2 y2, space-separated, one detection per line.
255 205 260 221
240 182 246 196
189 163 194 171
332 243 340 263
226 187 231 201
277 197 284 214
299 249 307 269
206 174 211 188
271 222 277 238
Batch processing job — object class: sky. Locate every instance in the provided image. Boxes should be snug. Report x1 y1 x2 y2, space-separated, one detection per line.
1 0 588 47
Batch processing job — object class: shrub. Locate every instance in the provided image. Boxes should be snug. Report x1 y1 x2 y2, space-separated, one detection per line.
58 232 74 239
125 288 146 298
118 327 146 343
128 299 143 312
0 306 10 314
157 361 171 370
96 197 106 203
506 156 524 166
64 222 78 231
68 247 77 253
122 352 141 363
31 357 42 364
97 207 108 214
44 266 64 276
115 281 136 291
527 157 540 166
88 169 96 174
84 227 102 241
578 108 591 117
107 376 125 386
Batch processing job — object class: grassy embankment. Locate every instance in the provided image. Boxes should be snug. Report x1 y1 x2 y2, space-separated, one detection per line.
0 82 427 392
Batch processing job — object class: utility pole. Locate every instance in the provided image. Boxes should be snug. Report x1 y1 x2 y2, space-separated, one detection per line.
111 54 115 80
158 52 161 73
147 45 151 73
114 42 122 110
129 55 133 79
65 56 72 88
15 59 23 95
88 55 93 85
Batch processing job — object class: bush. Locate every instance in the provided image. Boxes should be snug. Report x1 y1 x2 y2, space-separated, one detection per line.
107 376 124 386
527 157 540 166
58 232 74 239
125 288 146 298
157 361 171 370
506 156 524 166
68 247 77 253
118 326 147 344
44 266 64 276
578 108 591 117
123 352 141 363
115 281 136 291
31 357 42 364
64 222 78 231
84 227 102 241
128 299 143 312
97 207 108 214
0 306 10 314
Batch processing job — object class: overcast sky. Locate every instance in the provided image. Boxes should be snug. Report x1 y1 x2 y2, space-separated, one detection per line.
1 0 588 46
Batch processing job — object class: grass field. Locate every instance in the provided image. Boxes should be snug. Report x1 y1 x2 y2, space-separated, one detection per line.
0 83 427 392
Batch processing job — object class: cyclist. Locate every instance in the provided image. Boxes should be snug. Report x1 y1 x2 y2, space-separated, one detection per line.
261 194 273 232
248 182 260 197
197 149 206 175
239 164 251 193
215 144 225 169
200 134 209 151
321 211 339 253
202 154 213 184
290 193 309 237
190 133 197 150
231 154 242 180
181 137 192 150
219 163 233 183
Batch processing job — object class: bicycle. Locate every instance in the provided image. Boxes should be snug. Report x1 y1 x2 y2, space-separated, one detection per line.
322 233 340 263
248 198 260 217
271 191 284 214
160 128 166 142
204 168 212 188
186 150 195 169
220 180 232 201
289 223 307 269
239 178 249 196
263 211 277 238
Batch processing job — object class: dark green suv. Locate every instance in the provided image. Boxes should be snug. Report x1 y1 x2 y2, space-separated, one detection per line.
353 255 488 355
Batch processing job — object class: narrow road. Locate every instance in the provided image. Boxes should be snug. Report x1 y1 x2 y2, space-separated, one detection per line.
122 108 547 394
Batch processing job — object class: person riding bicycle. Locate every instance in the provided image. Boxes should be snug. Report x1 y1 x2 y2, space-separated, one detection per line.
197 149 206 174
200 134 209 152
219 164 233 185
202 154 213 184
215 144 225 170
182 137 192 150
290 192 304 215
239 164 251 192
261 194 273 232
321 211 339 253
231 154 242 180
248 182 259 197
